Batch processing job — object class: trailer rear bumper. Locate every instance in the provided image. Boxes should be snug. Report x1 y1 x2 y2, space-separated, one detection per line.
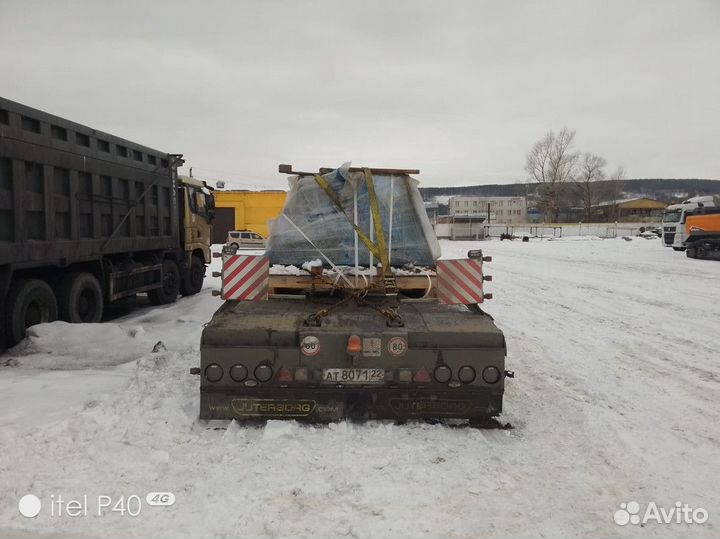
200 386 503 421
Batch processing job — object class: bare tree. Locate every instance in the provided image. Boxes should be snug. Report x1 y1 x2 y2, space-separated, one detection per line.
575 153 607 221
525 128 578 222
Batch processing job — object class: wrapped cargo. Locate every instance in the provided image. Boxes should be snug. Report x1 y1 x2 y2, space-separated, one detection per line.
266 163 441 267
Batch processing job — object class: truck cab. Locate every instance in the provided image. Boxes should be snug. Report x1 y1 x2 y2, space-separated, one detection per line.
177 175 215 297
178 175 215 260
662 196 717 250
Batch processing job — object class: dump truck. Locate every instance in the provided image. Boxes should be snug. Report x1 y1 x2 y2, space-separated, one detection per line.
0 97 215 349
197 164 510 425
684 213 720 260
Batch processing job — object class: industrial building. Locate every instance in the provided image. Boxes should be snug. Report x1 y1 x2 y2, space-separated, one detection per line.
591 197 668 221
212 190 286 244
448 195 528 223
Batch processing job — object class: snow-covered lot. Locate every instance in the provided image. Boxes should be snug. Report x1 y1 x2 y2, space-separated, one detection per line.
1 238 718 538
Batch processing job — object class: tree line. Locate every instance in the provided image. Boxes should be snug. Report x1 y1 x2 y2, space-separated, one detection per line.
525 127 626 222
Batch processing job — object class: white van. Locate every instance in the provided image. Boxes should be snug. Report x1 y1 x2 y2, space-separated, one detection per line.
226 230 266 249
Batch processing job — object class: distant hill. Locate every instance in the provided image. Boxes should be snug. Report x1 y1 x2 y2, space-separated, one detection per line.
420 178 720 203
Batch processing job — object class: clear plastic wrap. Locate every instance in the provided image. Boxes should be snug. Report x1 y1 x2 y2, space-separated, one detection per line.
267 164 441 267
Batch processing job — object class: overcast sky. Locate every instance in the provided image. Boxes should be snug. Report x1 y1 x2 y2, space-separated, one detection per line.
1 0 718 188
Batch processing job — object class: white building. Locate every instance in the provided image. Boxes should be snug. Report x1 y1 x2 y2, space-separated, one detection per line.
448 195 528 223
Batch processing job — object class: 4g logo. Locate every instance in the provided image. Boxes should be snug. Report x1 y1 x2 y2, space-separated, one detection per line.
146 492 175 507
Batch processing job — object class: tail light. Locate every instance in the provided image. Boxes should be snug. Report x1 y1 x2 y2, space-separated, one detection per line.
254 364 273 382
398 368 413 383
413 368 431 383
434 365 452 383
458 365 476 383
205 364 223 383
482 366 500 384
230 364 248 382
347 335 362 354
276 366 293 383
294 367 308 382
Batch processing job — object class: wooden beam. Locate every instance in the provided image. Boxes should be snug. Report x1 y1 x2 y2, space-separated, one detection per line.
279 164 420 176
318 167 419 175
268 273 435 292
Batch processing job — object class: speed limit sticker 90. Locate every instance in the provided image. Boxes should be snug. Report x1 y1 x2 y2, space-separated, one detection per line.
301 336 321 356
387 336 408 357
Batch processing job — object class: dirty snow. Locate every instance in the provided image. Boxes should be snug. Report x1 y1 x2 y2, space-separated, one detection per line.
0 238 718 538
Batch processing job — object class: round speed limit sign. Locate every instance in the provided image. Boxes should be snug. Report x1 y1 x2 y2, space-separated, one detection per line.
387 336 408 357
301 335 321 356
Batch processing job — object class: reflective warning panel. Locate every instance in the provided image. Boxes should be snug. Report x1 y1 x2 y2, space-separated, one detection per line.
221 254 269 301
436 258 484 305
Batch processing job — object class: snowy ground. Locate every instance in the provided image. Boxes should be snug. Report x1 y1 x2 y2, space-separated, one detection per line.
1 237 718 538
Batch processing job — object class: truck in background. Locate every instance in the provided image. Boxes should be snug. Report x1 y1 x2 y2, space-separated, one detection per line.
0 97 215 349
684 213 720 260
661 196 718 250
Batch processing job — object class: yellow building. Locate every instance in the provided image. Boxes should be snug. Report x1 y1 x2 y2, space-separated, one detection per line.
212 190 286 243
593 197 668 221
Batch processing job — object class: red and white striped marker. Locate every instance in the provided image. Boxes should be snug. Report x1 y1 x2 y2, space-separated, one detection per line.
221 254 269 301
436 258 486 305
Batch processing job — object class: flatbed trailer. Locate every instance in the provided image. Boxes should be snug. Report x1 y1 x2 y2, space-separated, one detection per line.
197 164 510 424
200 291 507 423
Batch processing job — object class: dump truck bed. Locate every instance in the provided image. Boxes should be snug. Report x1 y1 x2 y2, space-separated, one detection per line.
0 96 180 267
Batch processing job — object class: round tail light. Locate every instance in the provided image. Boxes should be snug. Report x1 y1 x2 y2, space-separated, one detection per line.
205 364 223 383
458 366 476 383
230 364 248 382
482 366 501 384
254 364 273 382
434 365 452 383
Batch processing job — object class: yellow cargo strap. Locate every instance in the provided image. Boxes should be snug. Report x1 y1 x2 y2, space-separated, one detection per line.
314 168 398 296
363 169 390 273
312 170 394 282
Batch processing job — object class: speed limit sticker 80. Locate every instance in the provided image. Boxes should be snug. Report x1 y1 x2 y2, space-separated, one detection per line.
387 336 408 357
301 336 321 356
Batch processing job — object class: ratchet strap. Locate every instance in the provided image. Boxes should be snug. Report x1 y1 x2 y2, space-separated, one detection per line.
312 169 395 290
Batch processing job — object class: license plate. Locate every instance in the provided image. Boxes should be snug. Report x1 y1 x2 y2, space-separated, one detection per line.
321 368 385 384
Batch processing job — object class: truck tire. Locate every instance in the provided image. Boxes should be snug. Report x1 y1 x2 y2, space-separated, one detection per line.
686 248 697 258
4 279 58 346
148 259 180 305
180 256 205 296
57 272 104 323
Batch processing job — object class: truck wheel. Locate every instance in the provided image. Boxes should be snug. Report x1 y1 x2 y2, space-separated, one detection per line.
148 259 180 305
57 272 104 323
686 248 697 259
180 256 205 296
4 279 58 346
